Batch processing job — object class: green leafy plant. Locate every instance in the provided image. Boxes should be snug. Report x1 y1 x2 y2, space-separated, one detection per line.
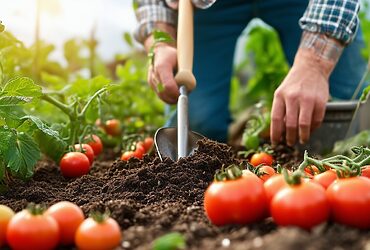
152 232 186 250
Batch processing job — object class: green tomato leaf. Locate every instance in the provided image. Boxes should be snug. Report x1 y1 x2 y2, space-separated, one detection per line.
360 85 370 102
19 115 67 162
0 128 40 179
0 96 30 120
21 115 60 138
123 32 134 48
153 30 175 44
152 232 186 250
2 77 42 98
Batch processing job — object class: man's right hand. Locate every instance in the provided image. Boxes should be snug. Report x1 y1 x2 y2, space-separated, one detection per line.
144 31 179 104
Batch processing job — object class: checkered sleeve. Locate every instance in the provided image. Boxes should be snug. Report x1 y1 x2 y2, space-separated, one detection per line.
299 0 360 44
133 0 216 43
133 0 177 43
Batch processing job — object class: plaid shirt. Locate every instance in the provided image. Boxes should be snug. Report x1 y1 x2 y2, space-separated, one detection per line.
134 0 360 44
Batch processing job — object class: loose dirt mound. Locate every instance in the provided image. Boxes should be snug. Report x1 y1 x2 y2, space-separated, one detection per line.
0 139 369 250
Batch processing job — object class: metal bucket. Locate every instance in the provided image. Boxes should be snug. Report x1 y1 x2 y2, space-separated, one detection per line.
299 92 370 154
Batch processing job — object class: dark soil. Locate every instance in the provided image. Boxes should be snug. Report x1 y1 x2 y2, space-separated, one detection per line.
0 139 369 250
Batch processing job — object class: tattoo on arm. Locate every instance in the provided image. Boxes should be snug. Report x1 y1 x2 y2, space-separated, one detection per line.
299 31 344 63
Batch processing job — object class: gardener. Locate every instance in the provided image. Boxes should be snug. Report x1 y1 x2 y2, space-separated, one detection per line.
133 0 368 146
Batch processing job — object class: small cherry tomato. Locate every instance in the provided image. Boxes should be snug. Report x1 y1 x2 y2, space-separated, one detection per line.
264 174 287 204
7 208 60 250
313 169 337 189
46 201 85 245
60 152 91 178
271 181 329 229
143 137 154 152
304 165 320 178
104 119 121 136
85 134 103 156
120 151 135 161
361 165 370 178
326 176 370 229
258 165 276 182
74 144 94 165
250 152 274 167
0 205 15 247
134 142 145 159
75 216 122 250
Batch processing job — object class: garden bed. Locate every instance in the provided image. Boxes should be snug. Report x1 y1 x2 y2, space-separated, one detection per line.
0 139 369 250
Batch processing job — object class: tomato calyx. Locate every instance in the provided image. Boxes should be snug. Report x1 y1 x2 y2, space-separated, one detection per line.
214 164 244 181
89 210 111 224
26 203 47 216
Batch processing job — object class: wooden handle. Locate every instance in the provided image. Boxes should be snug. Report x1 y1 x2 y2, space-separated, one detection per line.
175 0 196 92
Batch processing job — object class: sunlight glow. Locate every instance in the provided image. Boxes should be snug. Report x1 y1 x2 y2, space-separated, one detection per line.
0 0 139 61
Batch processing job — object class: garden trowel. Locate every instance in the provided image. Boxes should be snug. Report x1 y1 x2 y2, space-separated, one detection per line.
154 0 204 161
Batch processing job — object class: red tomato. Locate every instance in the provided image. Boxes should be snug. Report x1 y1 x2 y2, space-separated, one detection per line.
271 181 329 229
313 169 337 189
204 174 268 226
134 142 145 159
361 165 370 178
6 209 60 250
74 144 94 165
120 151 135 161
60 152 91 178
250 152 274 167
263 174 287 204
143 137 154 152
0 205 15 247
75 217 122 250
326 177 370 229
104 119 121 136
258 165 276 182
85 135 103 156
46 201 85 245
304 165 320 178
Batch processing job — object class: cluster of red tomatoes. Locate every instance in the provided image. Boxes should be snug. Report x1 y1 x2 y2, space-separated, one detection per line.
0 201 121 250
204 152 370 230
59 134 104 178
120 137 154 161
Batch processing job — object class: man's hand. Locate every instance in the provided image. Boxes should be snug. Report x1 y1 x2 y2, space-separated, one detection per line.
144 24 179 104
271 31 344 146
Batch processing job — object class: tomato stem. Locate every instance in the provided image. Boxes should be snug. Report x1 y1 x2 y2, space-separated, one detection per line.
214 164 243 181
26 202 46 215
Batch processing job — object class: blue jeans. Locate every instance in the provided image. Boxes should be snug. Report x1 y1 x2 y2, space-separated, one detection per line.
166 0 368 142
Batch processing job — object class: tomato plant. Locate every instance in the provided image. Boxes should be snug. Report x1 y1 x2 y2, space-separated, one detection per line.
75 213 122 250
6 204 60 250
46 201 85 245
271 181 329 229
0 205 15 247
74 144 94 165
85 134 103 156
250 152 274 167
60 152 91 178
204 165 267 226
326 177 370 229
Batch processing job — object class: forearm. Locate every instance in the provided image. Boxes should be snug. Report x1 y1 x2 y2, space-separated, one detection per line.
295 31 344 78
